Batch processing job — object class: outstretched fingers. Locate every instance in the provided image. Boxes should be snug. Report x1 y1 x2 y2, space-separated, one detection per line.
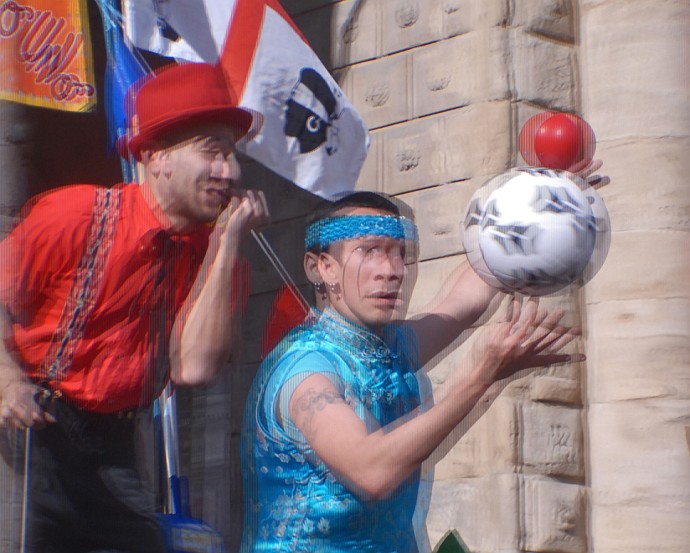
575 159 610 189
507 297 539 342
521 308 567 352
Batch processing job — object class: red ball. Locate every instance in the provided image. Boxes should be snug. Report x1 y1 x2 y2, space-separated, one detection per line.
519 112 596 171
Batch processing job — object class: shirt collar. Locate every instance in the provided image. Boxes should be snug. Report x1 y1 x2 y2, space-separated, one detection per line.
136 182 211 253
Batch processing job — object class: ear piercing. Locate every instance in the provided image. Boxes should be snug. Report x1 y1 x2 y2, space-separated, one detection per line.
314 281 326 295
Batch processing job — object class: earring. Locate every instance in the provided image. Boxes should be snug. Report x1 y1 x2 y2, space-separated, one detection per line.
314 281 326 295
328 282 339 294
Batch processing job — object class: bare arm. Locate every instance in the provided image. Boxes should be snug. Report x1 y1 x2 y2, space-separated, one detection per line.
170 190 269 386
288 298 581 500
406 263 499 368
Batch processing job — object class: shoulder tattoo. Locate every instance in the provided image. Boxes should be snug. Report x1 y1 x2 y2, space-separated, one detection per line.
292 386 346 440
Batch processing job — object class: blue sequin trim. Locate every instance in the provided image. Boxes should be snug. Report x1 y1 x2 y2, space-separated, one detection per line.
305 215 418 251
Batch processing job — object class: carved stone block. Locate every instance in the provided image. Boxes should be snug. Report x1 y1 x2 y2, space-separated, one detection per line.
397 181 475 261
514 0 575 42
426 474 521 553
520 403 584 479
341 51 411 129
440 102 512 183
411 29 512 118
530 376 582 406
431 393 519 479
294 0 380 68
379 116 445 194
406 255 466 317
513 31 578 111
523 477 587 553
332 0 382 67
380 0 510 55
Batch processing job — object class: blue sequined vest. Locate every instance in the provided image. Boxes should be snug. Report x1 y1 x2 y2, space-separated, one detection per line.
241 309 432 553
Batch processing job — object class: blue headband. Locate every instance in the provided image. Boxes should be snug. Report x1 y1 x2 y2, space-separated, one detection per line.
305 215 418 251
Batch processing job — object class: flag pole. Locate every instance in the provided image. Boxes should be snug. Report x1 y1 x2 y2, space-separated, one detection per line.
251 230 310 314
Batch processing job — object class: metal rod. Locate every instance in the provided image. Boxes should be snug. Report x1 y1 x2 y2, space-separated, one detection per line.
251 230 310 313
19 428 31 553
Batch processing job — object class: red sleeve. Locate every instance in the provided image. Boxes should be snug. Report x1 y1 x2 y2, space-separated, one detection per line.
0 185 98 316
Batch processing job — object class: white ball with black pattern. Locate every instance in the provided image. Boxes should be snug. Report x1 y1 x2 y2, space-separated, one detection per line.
462 168 603 296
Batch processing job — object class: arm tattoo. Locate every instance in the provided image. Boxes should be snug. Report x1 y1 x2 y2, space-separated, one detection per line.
293 387 345 441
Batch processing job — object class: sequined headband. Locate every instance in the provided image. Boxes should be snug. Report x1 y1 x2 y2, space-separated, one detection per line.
305 215 418 251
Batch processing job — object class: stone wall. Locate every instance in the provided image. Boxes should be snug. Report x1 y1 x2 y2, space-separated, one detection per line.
579 1 690 551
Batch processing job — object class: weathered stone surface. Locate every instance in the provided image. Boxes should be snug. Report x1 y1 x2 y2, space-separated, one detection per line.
591 501 690 553
411 30 512 118
406 255 467 316
581 0 690 140
513 30 578 110
585 298 690 403
381 0 511 55
584 229 690 303
431 393 519 479
295 0 380 68
514 0 575 42
589 400 690 499
341 49 411 129
426 474 521 553
530 376 582 405
378 116 448 194
520 403 584 478
380 102 512 194
355 128 382 190
581 138 690 234
522 477 587 553
380 0 432 54
440 103 513 184
580 3 690 551
398 181 475 261
588 400 690 552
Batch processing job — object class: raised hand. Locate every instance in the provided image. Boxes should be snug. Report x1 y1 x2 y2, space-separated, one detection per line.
217 189 270 243
471 296 584 386
575 159 610 190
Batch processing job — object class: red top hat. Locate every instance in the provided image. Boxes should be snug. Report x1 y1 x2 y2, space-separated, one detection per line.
124 63 254 161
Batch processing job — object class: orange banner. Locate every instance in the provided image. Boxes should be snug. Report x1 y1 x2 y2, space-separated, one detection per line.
0 0 96 111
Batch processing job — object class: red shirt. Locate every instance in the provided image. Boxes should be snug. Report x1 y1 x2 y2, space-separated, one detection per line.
0 183 211 413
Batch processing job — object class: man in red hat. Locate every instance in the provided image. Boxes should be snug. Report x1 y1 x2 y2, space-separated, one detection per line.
0 62 269 552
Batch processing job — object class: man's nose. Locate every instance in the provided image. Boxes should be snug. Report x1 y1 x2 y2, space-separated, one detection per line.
211 154 240 181
378 254 404 280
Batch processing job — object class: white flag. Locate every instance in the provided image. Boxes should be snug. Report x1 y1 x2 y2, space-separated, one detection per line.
122 0 235 63
123 0 369 199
